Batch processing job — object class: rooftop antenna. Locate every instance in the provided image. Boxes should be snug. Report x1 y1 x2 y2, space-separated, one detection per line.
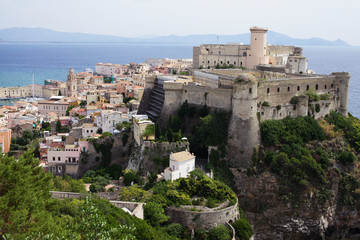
32 74 35 99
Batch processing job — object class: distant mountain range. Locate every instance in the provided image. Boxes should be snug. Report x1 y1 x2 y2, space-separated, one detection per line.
0 27 350 46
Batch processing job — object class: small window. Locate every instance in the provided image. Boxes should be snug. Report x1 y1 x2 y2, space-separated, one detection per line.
277 87 280 93
267 88 270 93
249 88 252 94
53 157 55 161
58 157 60 161
325 85 327 89
306 85 309 90
240 61 242 66
227 61 229 64
261 112 264 115
331 83 334 88
287 87 290 92
337 88 339 93
316 84 318 90
297 86 300 91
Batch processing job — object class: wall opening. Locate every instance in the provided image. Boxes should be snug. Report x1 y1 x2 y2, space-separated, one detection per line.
277 87 280 93
297 86 300 91
267 88 270 93
288 87 290 92
306 85 309 90
316 84 319 90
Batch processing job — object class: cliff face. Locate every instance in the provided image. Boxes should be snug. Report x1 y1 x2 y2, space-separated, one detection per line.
232 136 360 239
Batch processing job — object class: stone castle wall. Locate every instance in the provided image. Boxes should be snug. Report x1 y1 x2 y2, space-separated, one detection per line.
167 201 239 230
139 72 349 168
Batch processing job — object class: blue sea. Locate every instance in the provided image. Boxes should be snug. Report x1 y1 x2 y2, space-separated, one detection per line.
0 43 359 117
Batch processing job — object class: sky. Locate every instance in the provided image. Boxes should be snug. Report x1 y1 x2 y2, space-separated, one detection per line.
1 0 359 45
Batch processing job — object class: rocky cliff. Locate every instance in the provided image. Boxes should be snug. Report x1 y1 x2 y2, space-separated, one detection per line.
233 135 360 239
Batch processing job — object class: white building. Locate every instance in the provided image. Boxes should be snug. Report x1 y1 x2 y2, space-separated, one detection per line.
95 110 130 133
81 123 98 139
110 94 123 105
164 150 196 181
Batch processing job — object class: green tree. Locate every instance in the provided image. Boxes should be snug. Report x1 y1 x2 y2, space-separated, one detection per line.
232 218 253 240
208 224 232 240
77 197 136 240
141 124 155 140
0 151 57 236
56 120 61 133
123 169 139 186
143 202 169 227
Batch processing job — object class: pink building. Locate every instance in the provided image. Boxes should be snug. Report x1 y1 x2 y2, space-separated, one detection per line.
47 145 81 165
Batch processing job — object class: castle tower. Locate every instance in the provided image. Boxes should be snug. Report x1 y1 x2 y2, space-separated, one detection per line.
247 27 269 69
227 73 260 168
332 72 350 116
66 68 78 98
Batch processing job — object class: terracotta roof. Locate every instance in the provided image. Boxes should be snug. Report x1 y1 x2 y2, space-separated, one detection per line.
171 151 195 162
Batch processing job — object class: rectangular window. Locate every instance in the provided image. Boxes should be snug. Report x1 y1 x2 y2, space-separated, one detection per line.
331 84 334 88
325 85 327 89
297 86 300 91
288 87 290 92
249 88 252 94
306 85 309 90
267 88 270 93
53 157 55 161
277 87 280 93
316 84 318 90
58 157 61 161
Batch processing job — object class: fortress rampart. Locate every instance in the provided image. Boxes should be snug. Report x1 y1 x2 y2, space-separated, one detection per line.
167 201 239 231
138 70 350 168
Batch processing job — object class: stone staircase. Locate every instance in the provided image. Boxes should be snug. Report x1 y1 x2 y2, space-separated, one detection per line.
145 78 165 122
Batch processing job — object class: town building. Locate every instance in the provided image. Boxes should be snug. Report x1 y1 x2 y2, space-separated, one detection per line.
164 150 196 181
38 97 69 117
0 128 11 153
95 110 130 133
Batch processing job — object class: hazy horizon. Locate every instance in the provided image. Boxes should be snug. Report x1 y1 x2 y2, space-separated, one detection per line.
0 0 359 45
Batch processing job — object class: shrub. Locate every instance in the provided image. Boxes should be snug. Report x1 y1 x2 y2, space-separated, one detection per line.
315 103 320 113
206 198 216 208
166 223 185 239
320 93 330 100
290 96 299 105
276 105 281 111
304 88 319 101
207 224 232 240
232 218 253 240
123 169 139 186
325 111 360 151
144 202 169 227
119 185 150 201
337 151 356 165
262 101 270 107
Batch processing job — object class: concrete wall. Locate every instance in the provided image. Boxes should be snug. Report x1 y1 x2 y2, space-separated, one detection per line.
167 202 239 230
50 191 145 219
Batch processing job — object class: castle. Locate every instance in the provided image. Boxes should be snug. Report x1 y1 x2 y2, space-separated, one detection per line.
138 27 350 168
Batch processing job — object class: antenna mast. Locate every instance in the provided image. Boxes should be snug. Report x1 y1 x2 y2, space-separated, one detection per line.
32 74 35 99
